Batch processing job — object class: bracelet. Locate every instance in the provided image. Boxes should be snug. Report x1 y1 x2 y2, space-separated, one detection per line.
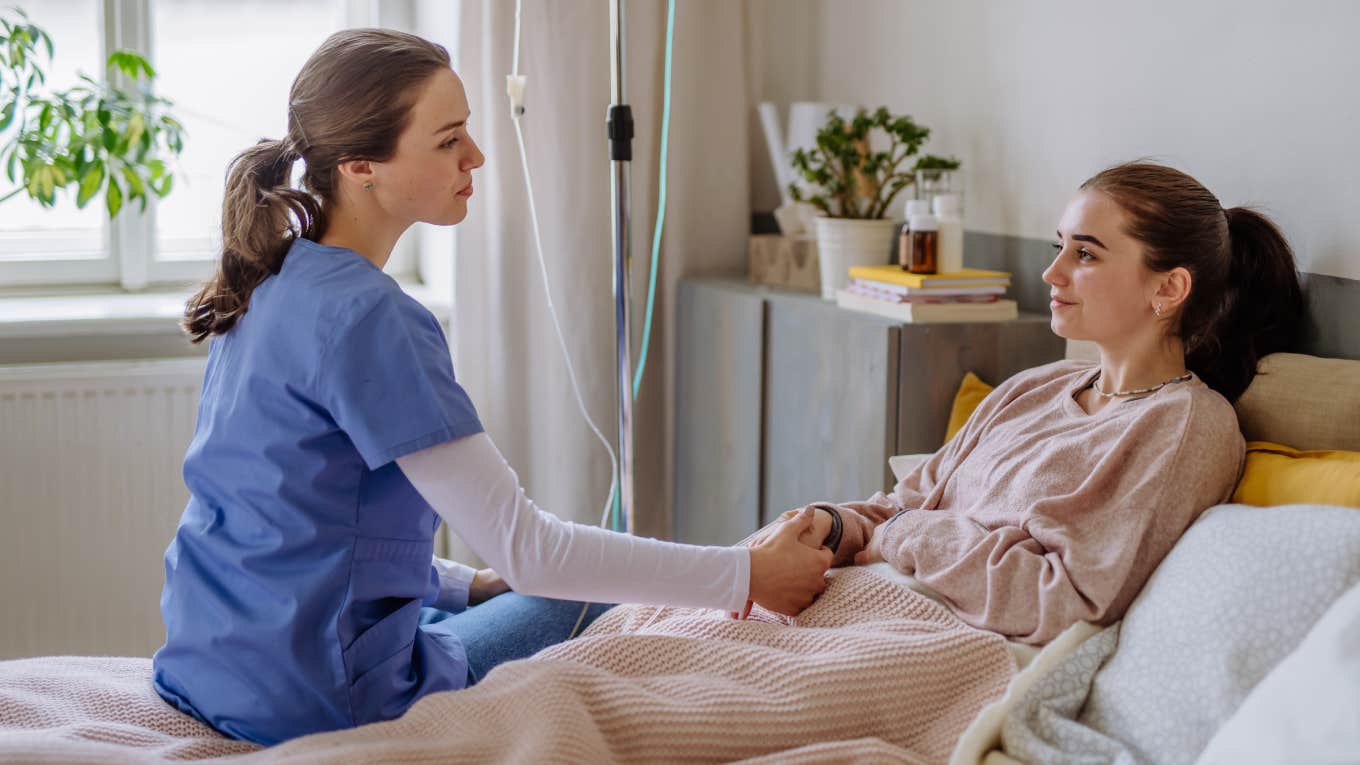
810 503 843 554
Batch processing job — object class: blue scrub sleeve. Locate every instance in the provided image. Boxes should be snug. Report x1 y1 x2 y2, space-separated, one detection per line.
320 293 484 469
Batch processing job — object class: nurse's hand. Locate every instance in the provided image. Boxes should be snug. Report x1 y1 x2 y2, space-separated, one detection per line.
469 568 511 606
747 508 832 616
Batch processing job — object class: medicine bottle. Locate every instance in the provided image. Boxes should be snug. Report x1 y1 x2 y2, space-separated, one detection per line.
932 194 964 274
907 212 938 274
898 200 931 271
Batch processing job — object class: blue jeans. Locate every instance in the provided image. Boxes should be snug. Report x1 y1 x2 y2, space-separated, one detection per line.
420 593 613 684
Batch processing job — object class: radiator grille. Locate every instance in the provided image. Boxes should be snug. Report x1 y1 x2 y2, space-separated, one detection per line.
0 359 204 659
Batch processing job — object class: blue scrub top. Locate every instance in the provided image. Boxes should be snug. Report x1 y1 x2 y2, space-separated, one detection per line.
153 238 484 745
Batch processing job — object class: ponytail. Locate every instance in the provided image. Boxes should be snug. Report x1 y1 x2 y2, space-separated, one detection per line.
1184 207 1303 402
182 138 325 343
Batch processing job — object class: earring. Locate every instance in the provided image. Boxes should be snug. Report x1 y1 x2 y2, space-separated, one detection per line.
362 181 374 190
1154 303 1163 317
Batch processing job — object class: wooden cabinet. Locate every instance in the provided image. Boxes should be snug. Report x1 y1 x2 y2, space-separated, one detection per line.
673 278 1065 545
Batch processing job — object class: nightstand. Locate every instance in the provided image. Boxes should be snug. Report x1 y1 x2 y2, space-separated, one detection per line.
673 277 1064 546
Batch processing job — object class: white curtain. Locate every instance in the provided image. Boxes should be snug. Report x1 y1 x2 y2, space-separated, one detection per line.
448 0 756 558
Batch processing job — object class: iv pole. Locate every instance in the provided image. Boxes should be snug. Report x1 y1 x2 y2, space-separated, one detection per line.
606 0 636 535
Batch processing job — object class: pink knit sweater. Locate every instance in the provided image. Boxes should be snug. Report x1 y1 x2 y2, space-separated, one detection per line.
827 360 1245 644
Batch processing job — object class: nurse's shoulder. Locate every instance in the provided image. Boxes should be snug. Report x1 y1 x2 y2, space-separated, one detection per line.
268 237 430 334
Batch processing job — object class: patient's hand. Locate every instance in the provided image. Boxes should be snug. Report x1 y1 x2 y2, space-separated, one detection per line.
853 529 885 566
747 507 833 551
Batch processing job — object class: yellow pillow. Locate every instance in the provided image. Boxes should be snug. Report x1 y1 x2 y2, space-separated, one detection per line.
946 372 994 444
1232 441 1360 508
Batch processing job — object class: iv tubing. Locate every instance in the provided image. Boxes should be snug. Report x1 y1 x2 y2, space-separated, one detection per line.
508 2 618 534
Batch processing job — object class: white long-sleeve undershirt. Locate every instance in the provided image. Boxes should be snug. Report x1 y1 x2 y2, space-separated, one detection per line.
396 432 750 613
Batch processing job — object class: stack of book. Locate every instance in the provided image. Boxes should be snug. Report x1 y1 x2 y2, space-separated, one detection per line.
836 265 1018 323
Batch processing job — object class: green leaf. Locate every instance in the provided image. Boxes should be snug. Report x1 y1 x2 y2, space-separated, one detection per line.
107 50 134 79
107 50 154 82
121 164 143 197
76 162 103 207
5 150 16 183
35 27 53 60
105 173 122 217
124 110 144 150
0 99 13 132
37 164 53 200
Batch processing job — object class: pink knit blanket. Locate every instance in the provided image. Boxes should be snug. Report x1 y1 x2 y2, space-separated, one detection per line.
1 568 1015 764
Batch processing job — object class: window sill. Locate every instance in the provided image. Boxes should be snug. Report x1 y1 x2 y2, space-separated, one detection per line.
0 281 451 342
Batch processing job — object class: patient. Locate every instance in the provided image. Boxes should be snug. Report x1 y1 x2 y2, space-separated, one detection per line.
754 161 1304 644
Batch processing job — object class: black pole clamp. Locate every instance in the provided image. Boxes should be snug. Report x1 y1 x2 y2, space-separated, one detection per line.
607 104 634 162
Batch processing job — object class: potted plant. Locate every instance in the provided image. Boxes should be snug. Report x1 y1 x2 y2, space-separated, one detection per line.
1 8 185 217
789 107 959 299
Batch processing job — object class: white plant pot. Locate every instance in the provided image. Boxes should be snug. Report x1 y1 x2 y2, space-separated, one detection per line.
813 217 901 300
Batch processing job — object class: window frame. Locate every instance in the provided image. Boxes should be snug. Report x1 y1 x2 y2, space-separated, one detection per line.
0 0 426 293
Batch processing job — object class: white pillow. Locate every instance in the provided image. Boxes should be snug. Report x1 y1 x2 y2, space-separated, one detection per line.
888 453 930 481
1077 504 1360 765
1194 579 1360 765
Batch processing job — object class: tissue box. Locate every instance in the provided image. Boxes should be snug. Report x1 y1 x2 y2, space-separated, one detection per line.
748 235 819 292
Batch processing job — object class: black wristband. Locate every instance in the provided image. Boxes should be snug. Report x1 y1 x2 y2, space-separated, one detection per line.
811 503 843 554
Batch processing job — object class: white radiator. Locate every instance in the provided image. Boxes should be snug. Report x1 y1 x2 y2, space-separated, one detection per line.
0 358 205 659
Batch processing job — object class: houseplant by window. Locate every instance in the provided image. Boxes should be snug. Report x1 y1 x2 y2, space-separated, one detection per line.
789 107 959 299
1 8 184 218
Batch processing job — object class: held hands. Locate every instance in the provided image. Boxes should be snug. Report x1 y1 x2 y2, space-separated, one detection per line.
743 507 833 617
468 568 510 606
748 507 834 552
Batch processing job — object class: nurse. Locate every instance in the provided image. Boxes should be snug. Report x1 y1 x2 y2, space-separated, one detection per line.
153 28 832 746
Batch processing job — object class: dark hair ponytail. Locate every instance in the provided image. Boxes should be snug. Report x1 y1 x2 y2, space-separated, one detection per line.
182 139 323 342
1187 207 1303 401
1081 162 1304 402
182 28 452 343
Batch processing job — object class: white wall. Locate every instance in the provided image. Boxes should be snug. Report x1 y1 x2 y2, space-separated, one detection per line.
750 0 1360 280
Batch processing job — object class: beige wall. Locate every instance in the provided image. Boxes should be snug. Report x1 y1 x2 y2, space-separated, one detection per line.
749 0 1360 280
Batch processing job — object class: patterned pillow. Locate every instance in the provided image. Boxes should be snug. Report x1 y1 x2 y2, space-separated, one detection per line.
1076 503 1360 765
1194 580 1360 764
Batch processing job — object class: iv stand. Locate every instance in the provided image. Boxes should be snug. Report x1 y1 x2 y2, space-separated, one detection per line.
607 0 636 535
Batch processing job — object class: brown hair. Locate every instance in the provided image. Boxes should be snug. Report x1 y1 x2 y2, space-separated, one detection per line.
183 29 451 342
1081 161 1303 402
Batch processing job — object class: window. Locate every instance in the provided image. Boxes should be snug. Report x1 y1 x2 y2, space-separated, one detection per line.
0 0 111 286
0 0 441 293
151 0 345 264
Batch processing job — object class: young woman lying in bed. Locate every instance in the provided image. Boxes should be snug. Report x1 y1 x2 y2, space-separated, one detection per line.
749 161 1305 644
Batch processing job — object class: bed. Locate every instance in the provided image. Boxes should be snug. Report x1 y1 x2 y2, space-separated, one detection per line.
1 351 1357 764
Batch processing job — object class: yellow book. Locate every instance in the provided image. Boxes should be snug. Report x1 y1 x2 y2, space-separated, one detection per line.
848 264 1011 289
